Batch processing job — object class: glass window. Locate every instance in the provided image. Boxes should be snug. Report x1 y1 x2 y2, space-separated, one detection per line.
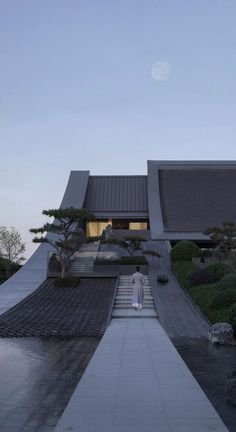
129 222 148 230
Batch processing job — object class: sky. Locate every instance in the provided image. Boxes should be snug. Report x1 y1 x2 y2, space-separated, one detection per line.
1 0 236 258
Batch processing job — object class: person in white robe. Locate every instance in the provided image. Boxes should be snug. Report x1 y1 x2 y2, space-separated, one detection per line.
131 266 144 311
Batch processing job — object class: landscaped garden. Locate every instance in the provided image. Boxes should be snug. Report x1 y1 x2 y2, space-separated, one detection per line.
171 227 236 335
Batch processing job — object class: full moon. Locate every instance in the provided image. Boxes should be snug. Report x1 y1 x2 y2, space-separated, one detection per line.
151 61 170 82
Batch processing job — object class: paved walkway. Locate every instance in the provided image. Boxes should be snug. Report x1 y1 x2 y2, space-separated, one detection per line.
146 240 210 338
54 318 229 432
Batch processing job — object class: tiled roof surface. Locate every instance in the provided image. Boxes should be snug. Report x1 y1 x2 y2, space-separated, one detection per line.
84 176 148 213
159 169 236 231
0 278 117 337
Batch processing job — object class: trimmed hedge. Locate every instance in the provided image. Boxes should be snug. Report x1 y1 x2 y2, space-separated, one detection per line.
218 274 236 291
188 283 221 322
206 262 232 281
211 289 236 310
172 261 197 289
173 259 236 333
189 269 217 286
54 277 80 287
170 241 200 262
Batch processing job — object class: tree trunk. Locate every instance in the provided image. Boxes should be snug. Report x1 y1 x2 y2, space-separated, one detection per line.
58 258 66 278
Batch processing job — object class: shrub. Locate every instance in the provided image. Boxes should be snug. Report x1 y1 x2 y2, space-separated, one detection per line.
218 274 236 291
211 289 236 309
189 269 217 286
213 307 233 323
188 283 221 322
172 261 197 289
170 241 200 262
157 275 169 284
54 277 80 287
206 262 232 281
229 303 236 322
229 304 236 336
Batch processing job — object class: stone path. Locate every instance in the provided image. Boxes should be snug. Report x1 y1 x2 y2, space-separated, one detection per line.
54 318 229 432
146 240 210 338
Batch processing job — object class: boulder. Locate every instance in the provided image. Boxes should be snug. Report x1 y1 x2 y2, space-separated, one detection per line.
225 371 236 405
208 322 234 345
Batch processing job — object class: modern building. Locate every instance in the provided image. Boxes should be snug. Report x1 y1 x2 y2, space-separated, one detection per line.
0 160 234 432
66 160 236 241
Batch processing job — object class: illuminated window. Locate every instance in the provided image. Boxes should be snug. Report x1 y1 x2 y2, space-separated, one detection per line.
86 220 112 237
129 222 147 230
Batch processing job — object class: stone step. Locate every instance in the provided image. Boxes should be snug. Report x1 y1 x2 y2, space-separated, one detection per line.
115 297 154 304
114 305 155 309
117 290 152 294
116 292 153 299
115 303 154 308
114 300 154 307
119 276 149 279
114 303 154 309
69 265 93 269
112 309 157 318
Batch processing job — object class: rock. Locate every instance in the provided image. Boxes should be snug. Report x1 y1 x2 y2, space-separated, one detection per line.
208 322 234 345
225 371 236 405
157 275 169 284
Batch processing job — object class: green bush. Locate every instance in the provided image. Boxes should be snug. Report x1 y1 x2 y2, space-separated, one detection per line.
189 269 217 286
213 307 233 323
218 274 236 291
229 304 236 335
172 261 197 289
54 277 80 287
170 241 200 262
229 303 236 321
188 283 221 322
211 289 236 309
206 262 232 281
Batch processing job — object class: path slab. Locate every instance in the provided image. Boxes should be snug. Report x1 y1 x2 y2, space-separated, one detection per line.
54 318 229 432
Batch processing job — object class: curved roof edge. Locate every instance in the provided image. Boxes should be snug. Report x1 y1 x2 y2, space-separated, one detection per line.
147 160 236 169
0 171 90 314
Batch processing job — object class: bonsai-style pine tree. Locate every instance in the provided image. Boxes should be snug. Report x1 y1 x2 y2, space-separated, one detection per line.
103 235 161 258
204 221 236 259
30 207 95 278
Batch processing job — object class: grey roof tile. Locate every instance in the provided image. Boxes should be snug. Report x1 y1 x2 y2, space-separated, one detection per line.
85 176 148 213
159 169 236 231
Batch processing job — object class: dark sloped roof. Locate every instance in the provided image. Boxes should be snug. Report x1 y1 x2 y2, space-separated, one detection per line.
84 176 148 213
159 169 236 231
0 278 117 337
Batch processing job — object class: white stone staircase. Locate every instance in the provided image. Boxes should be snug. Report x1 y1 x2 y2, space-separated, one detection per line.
112 275 157 318
68 242 99 275
68 257 94 274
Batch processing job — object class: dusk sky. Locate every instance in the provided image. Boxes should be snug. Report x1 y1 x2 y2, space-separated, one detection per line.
1 1 236 258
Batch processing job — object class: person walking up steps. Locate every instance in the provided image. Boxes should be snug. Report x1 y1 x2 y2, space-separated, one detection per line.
131 266 144 311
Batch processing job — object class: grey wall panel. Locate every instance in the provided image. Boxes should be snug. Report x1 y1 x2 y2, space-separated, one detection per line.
147 161 164 239
0 171 90 314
